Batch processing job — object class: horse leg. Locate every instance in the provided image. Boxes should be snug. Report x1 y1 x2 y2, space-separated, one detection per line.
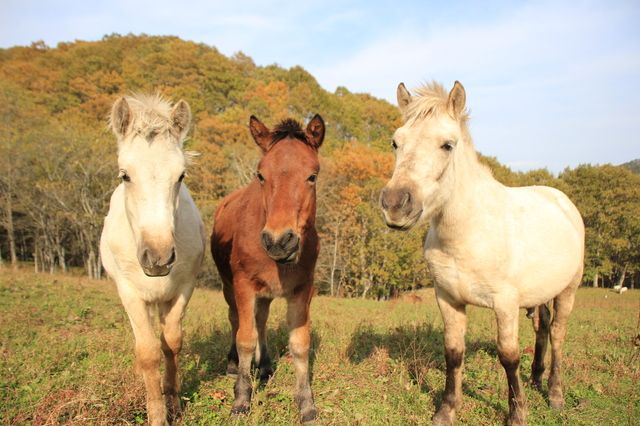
159 287 193 419
495 305 527 426
287 286 317 424
255 298 274 383
433 291 466 426
121 296 167 426
531 304 550 391
223 279 239 376
231 280 257 415
548 284 577 409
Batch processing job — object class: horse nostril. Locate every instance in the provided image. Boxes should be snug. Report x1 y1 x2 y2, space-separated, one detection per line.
400 192 411 208
380 189 389 210
280 230 293 246
261 231 274 251
141 248 152 267
166 248 176 267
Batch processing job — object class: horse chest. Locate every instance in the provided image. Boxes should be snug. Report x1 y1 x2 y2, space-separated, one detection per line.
424 238 497 308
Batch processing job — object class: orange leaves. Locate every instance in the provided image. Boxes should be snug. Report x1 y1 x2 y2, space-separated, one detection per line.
330 142 394 182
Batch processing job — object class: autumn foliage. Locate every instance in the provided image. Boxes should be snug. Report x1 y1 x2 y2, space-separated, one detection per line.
1 35 639 295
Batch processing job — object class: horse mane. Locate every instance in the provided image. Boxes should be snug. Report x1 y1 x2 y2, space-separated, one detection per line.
270 118 309 148
406 81 470 126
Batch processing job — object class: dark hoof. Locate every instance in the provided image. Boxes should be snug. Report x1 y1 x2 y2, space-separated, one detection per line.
259 366 274 383
165 393 181 419
231 403 250 416
301 406 318 425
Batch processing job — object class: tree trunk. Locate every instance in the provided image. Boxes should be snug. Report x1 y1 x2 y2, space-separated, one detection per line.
329 228 339 296
593 271 599 288
617 265 627 288
3 192 17 269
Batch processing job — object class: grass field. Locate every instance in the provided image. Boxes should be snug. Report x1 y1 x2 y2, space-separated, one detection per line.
1 270 638 425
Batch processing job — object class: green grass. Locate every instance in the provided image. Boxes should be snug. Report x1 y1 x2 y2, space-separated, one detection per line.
1 270 638 425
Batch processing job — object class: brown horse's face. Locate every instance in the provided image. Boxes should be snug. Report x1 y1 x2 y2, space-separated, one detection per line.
250 115 325 264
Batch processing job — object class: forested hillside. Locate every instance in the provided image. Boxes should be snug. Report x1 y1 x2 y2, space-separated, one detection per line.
1 35 639 294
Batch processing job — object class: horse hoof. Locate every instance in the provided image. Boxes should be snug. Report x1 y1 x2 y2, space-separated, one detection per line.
301 406 318 425
259 367 274 383
231 403 250 416
507 410 527 426
549 398 565 410
432 408 455 426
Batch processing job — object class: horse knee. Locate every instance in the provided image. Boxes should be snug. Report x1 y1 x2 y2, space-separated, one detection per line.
136 342 161 372
236 328 258 354
289 328 310 358
161 327 182 356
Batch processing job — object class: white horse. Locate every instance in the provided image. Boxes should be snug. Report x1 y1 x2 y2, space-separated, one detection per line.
100 94 205 425
380 81 584 425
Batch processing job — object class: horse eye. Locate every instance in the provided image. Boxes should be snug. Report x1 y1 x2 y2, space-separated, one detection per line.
256 171 265 183
119 170 131 182
307 174 317 183
391 140 398 150
441 141 454 152
148 130 158 139
178 172 186 183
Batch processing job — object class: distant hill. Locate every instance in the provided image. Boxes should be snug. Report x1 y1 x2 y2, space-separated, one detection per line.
621 159 640 174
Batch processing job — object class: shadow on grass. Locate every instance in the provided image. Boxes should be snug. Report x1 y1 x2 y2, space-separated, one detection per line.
346 321 503 412
182 320 321 397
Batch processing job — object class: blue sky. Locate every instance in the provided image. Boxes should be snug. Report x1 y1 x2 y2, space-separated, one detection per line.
2 0 639 172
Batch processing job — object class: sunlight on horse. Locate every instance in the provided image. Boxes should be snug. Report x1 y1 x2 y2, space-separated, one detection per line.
380 81 585 426
100 94 205 426
211 115 325 423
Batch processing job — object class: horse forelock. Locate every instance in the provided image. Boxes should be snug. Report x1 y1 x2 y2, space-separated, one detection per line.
124 93 175 137
406 81 469 125
269 118 311 149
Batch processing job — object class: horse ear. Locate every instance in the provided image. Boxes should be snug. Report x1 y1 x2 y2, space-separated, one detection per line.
170 100 191 139
249 116 271 152
111 97 132 138
397 83 412 116
305 114 325 149
447 81 466 118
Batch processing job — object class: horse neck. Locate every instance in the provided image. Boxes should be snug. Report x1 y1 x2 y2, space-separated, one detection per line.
433 135 502 240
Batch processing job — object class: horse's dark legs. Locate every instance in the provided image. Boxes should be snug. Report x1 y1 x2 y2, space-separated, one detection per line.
433 291 466 426
531 304 551 390
255 298 274 382
495 306 526 426
223 280 239 376
287 287 317 424
549 284 578 409
231 281 257 415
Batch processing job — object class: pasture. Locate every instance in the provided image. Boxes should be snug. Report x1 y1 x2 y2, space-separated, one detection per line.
1 270 638 425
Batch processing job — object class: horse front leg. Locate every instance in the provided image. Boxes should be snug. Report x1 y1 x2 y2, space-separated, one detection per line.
159 286 194 419
255 297 274 383
231 279 257 415
121 295 167 426
495 305 526 426
287 286 317 424
433 290 466 426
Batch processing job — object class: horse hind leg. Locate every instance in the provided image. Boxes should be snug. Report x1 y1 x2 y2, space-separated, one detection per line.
531 304 551 391
548 284 578 409
255 298 274 383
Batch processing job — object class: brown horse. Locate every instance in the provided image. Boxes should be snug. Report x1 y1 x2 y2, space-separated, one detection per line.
211 115 325 423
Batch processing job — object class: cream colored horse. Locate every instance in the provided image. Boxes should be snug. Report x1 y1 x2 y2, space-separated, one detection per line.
380 81 584 426
100 94 205 426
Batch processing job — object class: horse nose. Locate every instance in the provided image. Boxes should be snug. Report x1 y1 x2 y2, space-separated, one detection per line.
380 186 413 213
260 229 300 262
139 246 176 276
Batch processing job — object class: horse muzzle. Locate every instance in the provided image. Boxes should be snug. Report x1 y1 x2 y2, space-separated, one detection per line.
380 186 422 231
260 228 300 264
138 245 177 277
